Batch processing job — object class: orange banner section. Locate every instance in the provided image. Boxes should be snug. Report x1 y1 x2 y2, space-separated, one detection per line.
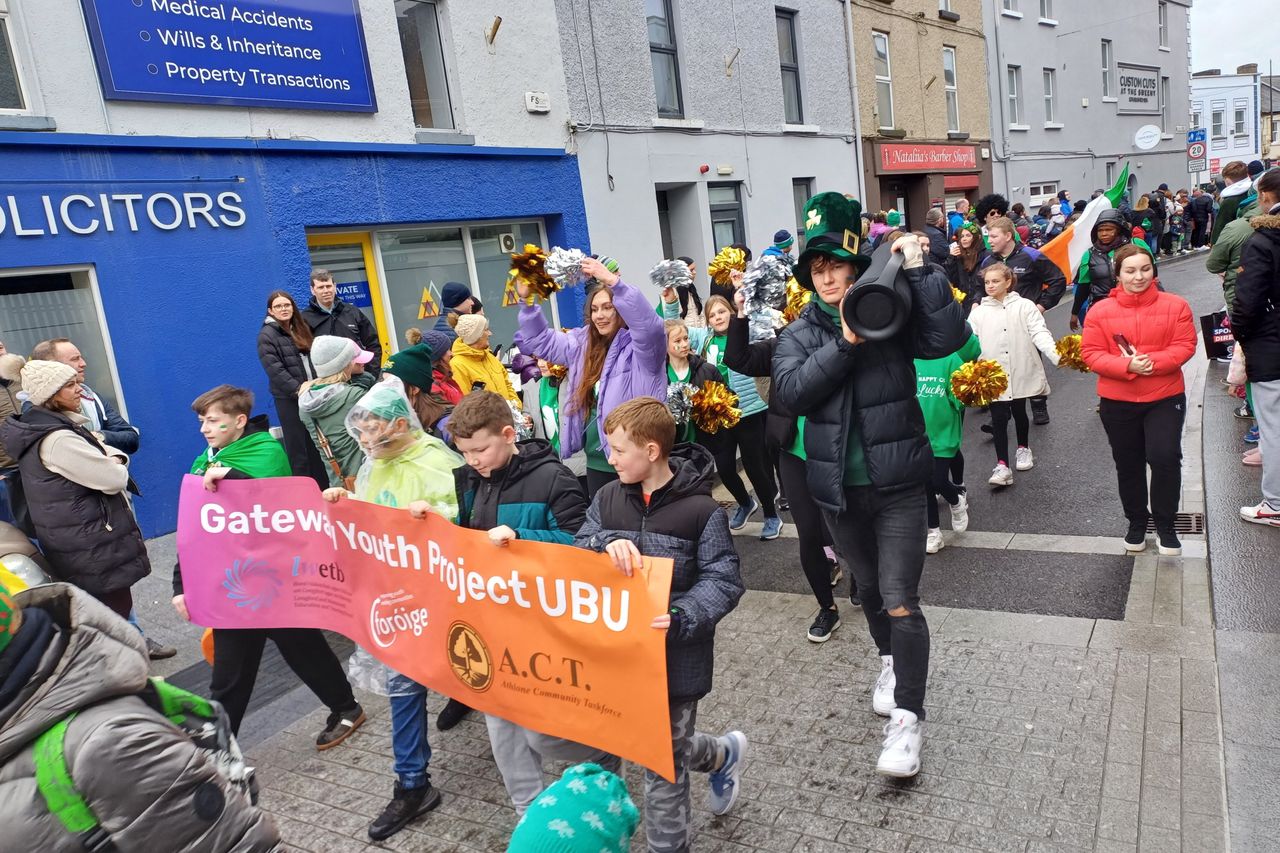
176 475 675 780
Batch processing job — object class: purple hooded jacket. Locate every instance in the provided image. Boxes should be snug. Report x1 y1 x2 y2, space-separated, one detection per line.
514 279 667 461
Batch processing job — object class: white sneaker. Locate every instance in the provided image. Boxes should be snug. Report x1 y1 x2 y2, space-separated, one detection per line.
926 528 944 554
1240 501 1280 527
988 463 1014 487
950 493 970 532
876 709 923 778
873 655 896 716
1015 446 1035 471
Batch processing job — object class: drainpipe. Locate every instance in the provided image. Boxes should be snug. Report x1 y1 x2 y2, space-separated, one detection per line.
843 0 868 202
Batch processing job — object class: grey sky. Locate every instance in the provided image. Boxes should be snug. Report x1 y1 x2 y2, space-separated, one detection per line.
1190 0 1279 75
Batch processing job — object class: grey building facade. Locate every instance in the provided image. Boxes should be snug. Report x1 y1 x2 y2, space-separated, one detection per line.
554 0 864 294
983 0 1194 208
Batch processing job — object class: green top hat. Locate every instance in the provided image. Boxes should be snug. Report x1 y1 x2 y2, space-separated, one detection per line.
796 192 872 288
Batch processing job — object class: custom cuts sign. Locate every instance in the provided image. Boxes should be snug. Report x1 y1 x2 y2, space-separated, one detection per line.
1117 63 1161 115
78 0 376 112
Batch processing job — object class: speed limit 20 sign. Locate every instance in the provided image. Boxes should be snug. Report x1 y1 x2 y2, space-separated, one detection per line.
1187 128 1207 173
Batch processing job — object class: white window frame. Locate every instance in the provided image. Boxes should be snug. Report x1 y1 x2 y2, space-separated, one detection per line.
1105 162 1116 186
1191 101 1202 132
1007 65 1024 128
1001 0 1021 15
0 0 33 115
1028 181 1059 207
872 31 894 130
1101 40 1115 100
1038 0 1055 23
1042 68 1058 125
938 0 952 11
1158 1 1169 49
1233 99 1247 136
1211 101 1225 138
1271 119 1279 145
942 46 959 133
1160 76 1170 133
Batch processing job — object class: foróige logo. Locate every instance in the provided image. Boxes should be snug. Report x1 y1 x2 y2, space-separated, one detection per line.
222 558 281 611
447 621 494 692
369 591 429 649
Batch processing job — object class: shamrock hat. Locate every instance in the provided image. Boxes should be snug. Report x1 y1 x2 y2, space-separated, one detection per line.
796 192 872 288
507 763 639 852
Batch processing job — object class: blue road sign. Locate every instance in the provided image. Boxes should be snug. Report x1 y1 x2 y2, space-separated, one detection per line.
1187 128 1207 145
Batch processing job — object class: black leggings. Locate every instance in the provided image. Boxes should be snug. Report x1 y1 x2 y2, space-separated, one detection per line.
585 467 619 498
926 453 962 529
779 451 837 609
712 411 777 516
274 396 327 489
989 399 1030 465
677 285 703 318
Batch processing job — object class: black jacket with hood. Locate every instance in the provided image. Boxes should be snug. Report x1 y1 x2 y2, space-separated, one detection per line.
454 438 588 543
574 443 743 702
256 318 314 400
1071 208 1150 315
302 298 383 377
722 315 794 450
773 261 969 512
1230 206 1280 382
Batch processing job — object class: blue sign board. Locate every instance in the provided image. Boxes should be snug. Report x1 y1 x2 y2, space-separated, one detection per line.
1187 128 1207 145
78 0 376 113
336 279 372 308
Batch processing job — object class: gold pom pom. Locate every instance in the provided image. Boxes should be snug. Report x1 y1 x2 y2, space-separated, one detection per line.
951 285 967 304
783 277 812 324
510 243 558 301
950 359 1009 408
707 246 747 286
690 381 742 434
1055 334 1090 373
543 362 568 381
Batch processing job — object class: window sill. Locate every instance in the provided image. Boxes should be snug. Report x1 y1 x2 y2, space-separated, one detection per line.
0 114 56 131
1101 96 1118 103
1161 133 1174 140
653 117 705 130
1043 122 1064 129
1009 123 1031 132
1038 17 1058 26
938 9 960 22
1159 45 1171 52
947 130 970 140
783 123 820 134
1001 10 1024 19
414 129 475 146
878 127 907 139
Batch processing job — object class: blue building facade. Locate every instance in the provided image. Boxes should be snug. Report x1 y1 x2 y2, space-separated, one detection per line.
0 132 591 536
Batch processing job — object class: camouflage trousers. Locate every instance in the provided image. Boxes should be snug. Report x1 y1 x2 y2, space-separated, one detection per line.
643 700 726 853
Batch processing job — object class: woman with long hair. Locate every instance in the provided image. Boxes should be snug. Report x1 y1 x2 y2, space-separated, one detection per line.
1081 244 1197 553
514 257 667 496
945 223 988 310
257 290 326 485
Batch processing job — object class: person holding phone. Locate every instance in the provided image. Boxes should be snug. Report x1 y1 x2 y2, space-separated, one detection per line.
1080 244 1197 554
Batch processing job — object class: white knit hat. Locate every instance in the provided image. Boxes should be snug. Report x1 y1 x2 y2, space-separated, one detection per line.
455 314 489 346
310 335 373 378
21 360 77 406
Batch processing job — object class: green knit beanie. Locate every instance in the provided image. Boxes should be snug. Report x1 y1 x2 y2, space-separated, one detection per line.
506 763 639 853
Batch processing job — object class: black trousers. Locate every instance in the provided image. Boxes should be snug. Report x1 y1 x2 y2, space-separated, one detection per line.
274 396 327 488
1098 394 1185 533
585 467 619 499
926 453 962 529
1191 219 1208 248
712 411 777 516
210 627 356 734
778 451 837 609
677 285 703 318
989 399 1030 465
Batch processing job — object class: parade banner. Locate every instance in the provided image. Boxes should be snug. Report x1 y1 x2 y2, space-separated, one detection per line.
176 475 676 780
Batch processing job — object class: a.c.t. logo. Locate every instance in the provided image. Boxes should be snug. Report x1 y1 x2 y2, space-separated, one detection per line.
446 621 493 692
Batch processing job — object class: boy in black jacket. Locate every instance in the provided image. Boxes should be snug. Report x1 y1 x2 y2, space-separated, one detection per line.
171 385 363 746
574 397 746 852
774 193 967 779
440 391 619 813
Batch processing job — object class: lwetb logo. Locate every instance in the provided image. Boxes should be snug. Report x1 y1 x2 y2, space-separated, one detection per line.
369 590 429 649
223 558 281 611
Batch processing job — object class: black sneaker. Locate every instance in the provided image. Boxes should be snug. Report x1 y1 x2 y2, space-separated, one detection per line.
807 608 841 643
850 583 861 608
316 703 366 750
777 497 790 513
980 423 994 435
1123 525 1147 553
1031 402 1050 425
145 637 177 660
368 782 441 841
1156 530 1181 556
437 698 471 731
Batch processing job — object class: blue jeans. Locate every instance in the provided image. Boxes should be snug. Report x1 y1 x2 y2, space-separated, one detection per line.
823 483 930 718
388 677 432 789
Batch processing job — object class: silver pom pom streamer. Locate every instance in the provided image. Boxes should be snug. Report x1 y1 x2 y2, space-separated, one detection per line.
741 254 794 341
650 259 693 291
508 399 535 440
545 247 588 289
666 381 694 426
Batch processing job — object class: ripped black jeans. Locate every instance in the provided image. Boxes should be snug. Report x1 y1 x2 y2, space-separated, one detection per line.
822 483 930 718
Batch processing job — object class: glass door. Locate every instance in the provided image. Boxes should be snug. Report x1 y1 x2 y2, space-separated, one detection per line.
306 233 391 364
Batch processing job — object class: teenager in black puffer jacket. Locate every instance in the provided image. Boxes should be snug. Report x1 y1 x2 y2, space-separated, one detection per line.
772 192 967 781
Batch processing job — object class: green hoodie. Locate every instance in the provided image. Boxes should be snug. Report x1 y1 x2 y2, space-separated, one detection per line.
189 429 290 478
298 380 369 487
914 334 982 458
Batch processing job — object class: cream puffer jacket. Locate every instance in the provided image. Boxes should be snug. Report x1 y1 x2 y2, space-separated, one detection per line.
968 290 1061 401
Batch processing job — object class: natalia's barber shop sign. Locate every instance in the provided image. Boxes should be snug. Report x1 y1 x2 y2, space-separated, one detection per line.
78 0 376 112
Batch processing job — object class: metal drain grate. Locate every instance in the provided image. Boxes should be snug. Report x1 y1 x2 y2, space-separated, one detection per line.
1147 512 1205 534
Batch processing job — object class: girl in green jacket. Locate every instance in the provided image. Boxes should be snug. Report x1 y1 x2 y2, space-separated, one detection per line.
914 333 981 553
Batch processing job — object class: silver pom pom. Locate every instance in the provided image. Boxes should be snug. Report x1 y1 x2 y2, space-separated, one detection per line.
741 255 794 341
507 400 535 441
545 247 588 289
650 259 693 291
665 381 694 426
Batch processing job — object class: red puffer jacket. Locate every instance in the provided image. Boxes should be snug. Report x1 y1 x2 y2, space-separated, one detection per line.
1080 284 1197 402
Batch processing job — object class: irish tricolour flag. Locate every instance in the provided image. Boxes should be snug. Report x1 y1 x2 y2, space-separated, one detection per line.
1039 163 1131 282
